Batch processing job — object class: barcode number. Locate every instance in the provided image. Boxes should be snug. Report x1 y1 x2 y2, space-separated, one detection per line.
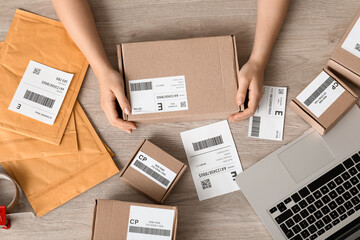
251 116 261 137
129 226 171 237
23 90 55 108
201 179 212 190
133 160 170 187
192 135 224 151
130 81 153 91
304 77 334 106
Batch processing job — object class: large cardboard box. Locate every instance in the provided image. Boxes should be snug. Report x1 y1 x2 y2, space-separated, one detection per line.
290 68 357 135
117 35 240 123
91 199 178 240
120 139 187 203
327 10 360 87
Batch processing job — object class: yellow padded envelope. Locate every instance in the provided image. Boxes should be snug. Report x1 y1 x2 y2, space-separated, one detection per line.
0 9 88 145
1 102 119 217
0 111 78 162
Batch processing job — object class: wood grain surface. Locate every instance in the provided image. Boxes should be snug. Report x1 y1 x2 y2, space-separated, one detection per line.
0 0 360 239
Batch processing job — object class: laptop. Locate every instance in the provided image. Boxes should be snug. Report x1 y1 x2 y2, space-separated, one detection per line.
236 105 360 240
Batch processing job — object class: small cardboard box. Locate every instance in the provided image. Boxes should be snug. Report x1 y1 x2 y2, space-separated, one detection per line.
91 199 178 240
290 68 357 135
117 35 240 123
120 139 187 203
327 10 360 87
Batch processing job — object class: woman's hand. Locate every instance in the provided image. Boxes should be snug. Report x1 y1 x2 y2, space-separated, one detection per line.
229 59 265 122
98 68 136 133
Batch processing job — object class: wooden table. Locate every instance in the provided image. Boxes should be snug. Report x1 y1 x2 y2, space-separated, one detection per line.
0 0 359 239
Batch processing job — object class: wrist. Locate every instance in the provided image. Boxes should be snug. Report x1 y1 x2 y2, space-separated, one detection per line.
248 54 267 72
93 63 115 81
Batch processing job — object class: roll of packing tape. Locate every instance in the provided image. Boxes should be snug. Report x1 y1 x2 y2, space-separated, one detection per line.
0 173 20 213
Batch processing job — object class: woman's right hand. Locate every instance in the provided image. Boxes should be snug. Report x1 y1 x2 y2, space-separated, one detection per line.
98 68 136 134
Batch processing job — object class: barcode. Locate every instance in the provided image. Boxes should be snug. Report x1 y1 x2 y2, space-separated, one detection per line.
201 179 212 190
355 43 360 52
251 116 261 137
133 160 170 187
192 135 224 151
23 90 55 108
304 77 334 106
129 226 171 237
33 67 41 75
130 81 153 91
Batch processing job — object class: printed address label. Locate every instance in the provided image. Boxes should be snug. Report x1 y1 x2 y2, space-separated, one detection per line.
248 86 287 141
342 17 360 58
296 71 344 118
8 60 74 125
129 75 188 115
130 151 177 189
127 205 175 240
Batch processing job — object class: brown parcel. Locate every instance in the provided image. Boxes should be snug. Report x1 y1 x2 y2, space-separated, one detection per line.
1 102 119 217
0 9 88 145
290 68 357 135
327 10 360 87
120 139 187 203
91 199 178 240
117 35 239 123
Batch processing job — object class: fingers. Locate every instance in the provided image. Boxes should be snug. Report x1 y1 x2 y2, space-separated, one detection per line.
101 90 136 134
236 75 250 106
113 86 131 116
230 83 262 122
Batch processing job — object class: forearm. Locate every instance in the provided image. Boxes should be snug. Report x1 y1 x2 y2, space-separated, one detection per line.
250 0 289 68
52 0 112 78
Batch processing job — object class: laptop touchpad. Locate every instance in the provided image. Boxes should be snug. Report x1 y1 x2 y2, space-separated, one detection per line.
278 131 335 183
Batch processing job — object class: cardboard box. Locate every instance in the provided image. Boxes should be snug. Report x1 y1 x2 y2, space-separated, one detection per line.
91 199 178 240
290 68 357 135
327 10 360 87
117 35 240 123
120 139 187 203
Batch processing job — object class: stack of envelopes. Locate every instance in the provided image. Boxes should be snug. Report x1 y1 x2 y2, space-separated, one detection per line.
0 10 119 217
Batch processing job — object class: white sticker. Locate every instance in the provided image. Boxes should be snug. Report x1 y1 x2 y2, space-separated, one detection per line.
248 86 287 141
296 71 345 118
342 17 360 58
180 120 243 201
8 60 74 125
129 75 188 115
130 151 177 189
127 206 175 240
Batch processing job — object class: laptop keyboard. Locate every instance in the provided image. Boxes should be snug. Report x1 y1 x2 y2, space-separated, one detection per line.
269 151 360 240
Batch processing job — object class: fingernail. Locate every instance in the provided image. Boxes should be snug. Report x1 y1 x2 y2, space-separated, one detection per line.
124 107 130 115
127 129 132 134
237 98 243 106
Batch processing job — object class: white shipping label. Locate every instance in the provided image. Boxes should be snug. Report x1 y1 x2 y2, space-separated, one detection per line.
248 86 287 141
129 75 188 115
342 17 360 58
130 151 177 189
127 206 175 240
8 60 74 125
296 71 345 118
180 120 243 201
